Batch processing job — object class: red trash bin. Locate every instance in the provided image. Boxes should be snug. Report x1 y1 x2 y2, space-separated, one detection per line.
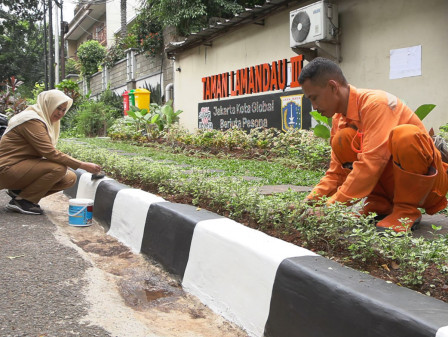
122 90 130 115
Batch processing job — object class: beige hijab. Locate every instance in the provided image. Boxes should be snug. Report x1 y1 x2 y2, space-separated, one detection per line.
4 89 73 145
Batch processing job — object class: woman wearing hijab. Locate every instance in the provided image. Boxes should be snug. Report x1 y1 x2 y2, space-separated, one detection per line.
0 89 101 215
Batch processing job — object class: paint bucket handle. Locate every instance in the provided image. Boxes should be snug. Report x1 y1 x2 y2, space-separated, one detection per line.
68 206 87 217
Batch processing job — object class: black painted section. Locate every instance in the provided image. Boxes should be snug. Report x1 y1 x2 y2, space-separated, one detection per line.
63 169 86 198
198 89 312 131
264 256 448 337
93 180 130 231
141 202 224 279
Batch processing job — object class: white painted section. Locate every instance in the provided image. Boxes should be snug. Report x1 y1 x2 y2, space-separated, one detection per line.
182 218 316 337
436 326 448 337
108 189 165 253
75 173 113 200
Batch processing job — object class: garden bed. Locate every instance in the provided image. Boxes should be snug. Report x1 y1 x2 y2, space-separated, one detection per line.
59 134 448 304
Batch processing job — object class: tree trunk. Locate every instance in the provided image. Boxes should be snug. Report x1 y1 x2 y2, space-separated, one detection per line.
120 0 127 39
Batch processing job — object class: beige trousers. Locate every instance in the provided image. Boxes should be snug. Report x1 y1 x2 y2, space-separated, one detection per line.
0 159 77 203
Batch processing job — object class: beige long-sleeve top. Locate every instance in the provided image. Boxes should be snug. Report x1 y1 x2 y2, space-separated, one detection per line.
0 119 82 176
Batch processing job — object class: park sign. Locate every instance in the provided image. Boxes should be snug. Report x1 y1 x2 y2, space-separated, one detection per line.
198 55 312 131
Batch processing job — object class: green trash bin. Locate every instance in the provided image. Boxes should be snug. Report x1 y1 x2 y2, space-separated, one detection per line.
129 89 136 107
134 88 151 111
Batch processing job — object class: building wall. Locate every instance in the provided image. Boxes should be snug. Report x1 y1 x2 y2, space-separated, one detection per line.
86 51 173 101
90 72 102 95
108 58 127 92
174 0 448 132
106 0 140 46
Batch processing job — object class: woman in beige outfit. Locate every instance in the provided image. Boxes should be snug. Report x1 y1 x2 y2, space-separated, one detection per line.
0 89 101 215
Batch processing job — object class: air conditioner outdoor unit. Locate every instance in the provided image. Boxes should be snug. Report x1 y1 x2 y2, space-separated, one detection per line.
290 1 338 48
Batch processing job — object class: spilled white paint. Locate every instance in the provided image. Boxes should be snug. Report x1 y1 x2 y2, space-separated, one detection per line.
437 326 448 337
108 189 165 253
182 218 316 337
75 173 112 200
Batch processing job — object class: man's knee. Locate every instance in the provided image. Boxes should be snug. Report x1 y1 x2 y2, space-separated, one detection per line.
389 124 433 174
332 126 359 165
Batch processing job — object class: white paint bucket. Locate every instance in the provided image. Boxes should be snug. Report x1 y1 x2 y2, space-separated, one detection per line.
68 198 93 227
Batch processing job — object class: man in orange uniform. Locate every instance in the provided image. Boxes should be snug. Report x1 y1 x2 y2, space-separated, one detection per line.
298 57 448 232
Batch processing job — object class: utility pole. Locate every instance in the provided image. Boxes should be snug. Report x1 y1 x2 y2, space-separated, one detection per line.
60 0 66 80
43 0 49 90
54 0 65 81
48 0 55 89
54 1 59 84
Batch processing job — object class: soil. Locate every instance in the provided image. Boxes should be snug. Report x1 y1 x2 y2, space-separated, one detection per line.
110 141 448 304
41 194 249 337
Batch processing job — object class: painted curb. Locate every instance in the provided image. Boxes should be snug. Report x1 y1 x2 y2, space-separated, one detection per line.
65 170 448 337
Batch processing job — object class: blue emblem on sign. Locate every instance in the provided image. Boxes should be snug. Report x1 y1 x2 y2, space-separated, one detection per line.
281 94 303 131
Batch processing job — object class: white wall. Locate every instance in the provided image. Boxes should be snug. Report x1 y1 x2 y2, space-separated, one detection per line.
338 0 448 132
174 0 448 132
106 0 140 46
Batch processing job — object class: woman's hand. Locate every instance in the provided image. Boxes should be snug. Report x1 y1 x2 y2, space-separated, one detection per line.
80 162 101 174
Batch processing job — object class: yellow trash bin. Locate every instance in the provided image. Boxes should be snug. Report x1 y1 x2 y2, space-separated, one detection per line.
134 88 151 111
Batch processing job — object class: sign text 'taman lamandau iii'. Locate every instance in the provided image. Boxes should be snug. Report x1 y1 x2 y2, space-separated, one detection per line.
198 54 312 131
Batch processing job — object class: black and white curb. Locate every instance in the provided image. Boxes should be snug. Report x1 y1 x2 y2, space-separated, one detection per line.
65 169 448 337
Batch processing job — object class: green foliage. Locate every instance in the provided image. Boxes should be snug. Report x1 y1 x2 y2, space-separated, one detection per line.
103 34 139 68
143 82 163 105
131 5 164 56
77 40 106 76
98 86 124 113
162 127 331 170
55 79 81 102
27 82 45 105
415 104 436 121
0 15 45 92
70 100 120 137
125 100 183 139
65 58 80 75
133 0 266 56
310 110 331 140
108 117 144 140
0 76 27 117
58 137 448 290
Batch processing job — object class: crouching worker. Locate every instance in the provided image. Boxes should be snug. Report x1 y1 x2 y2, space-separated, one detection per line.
299 57 448 233
0 89 101 215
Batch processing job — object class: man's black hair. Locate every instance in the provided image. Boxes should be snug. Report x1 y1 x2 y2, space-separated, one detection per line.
298 57 348 86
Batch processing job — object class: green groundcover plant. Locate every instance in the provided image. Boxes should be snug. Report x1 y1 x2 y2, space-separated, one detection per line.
58 130 448 298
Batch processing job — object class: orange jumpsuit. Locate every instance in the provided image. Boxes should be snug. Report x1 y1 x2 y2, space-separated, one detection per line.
308 85 448 215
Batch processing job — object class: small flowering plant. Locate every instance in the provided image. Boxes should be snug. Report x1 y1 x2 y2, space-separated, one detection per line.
140 31 163 57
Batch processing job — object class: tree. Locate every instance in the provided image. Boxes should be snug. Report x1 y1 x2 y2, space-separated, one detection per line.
77 40 106 76
139 0 265 36
0 1 45 93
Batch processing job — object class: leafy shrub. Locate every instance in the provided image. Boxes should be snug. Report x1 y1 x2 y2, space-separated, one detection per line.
0 76 27 117
132 9 163 57
108 117 143 140
55 79 81 102
65 58 80 75
98 86 123 114
103 34 139 68
77 40 106 76
74 100 120 137
123 100 183 140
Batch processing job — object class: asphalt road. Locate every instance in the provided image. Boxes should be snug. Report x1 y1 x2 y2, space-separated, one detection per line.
0 190 247 337
0 191 109 336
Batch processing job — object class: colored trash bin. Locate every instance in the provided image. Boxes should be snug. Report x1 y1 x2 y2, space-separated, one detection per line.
129 89 136 108
122 90 130 115
134 88 151 111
